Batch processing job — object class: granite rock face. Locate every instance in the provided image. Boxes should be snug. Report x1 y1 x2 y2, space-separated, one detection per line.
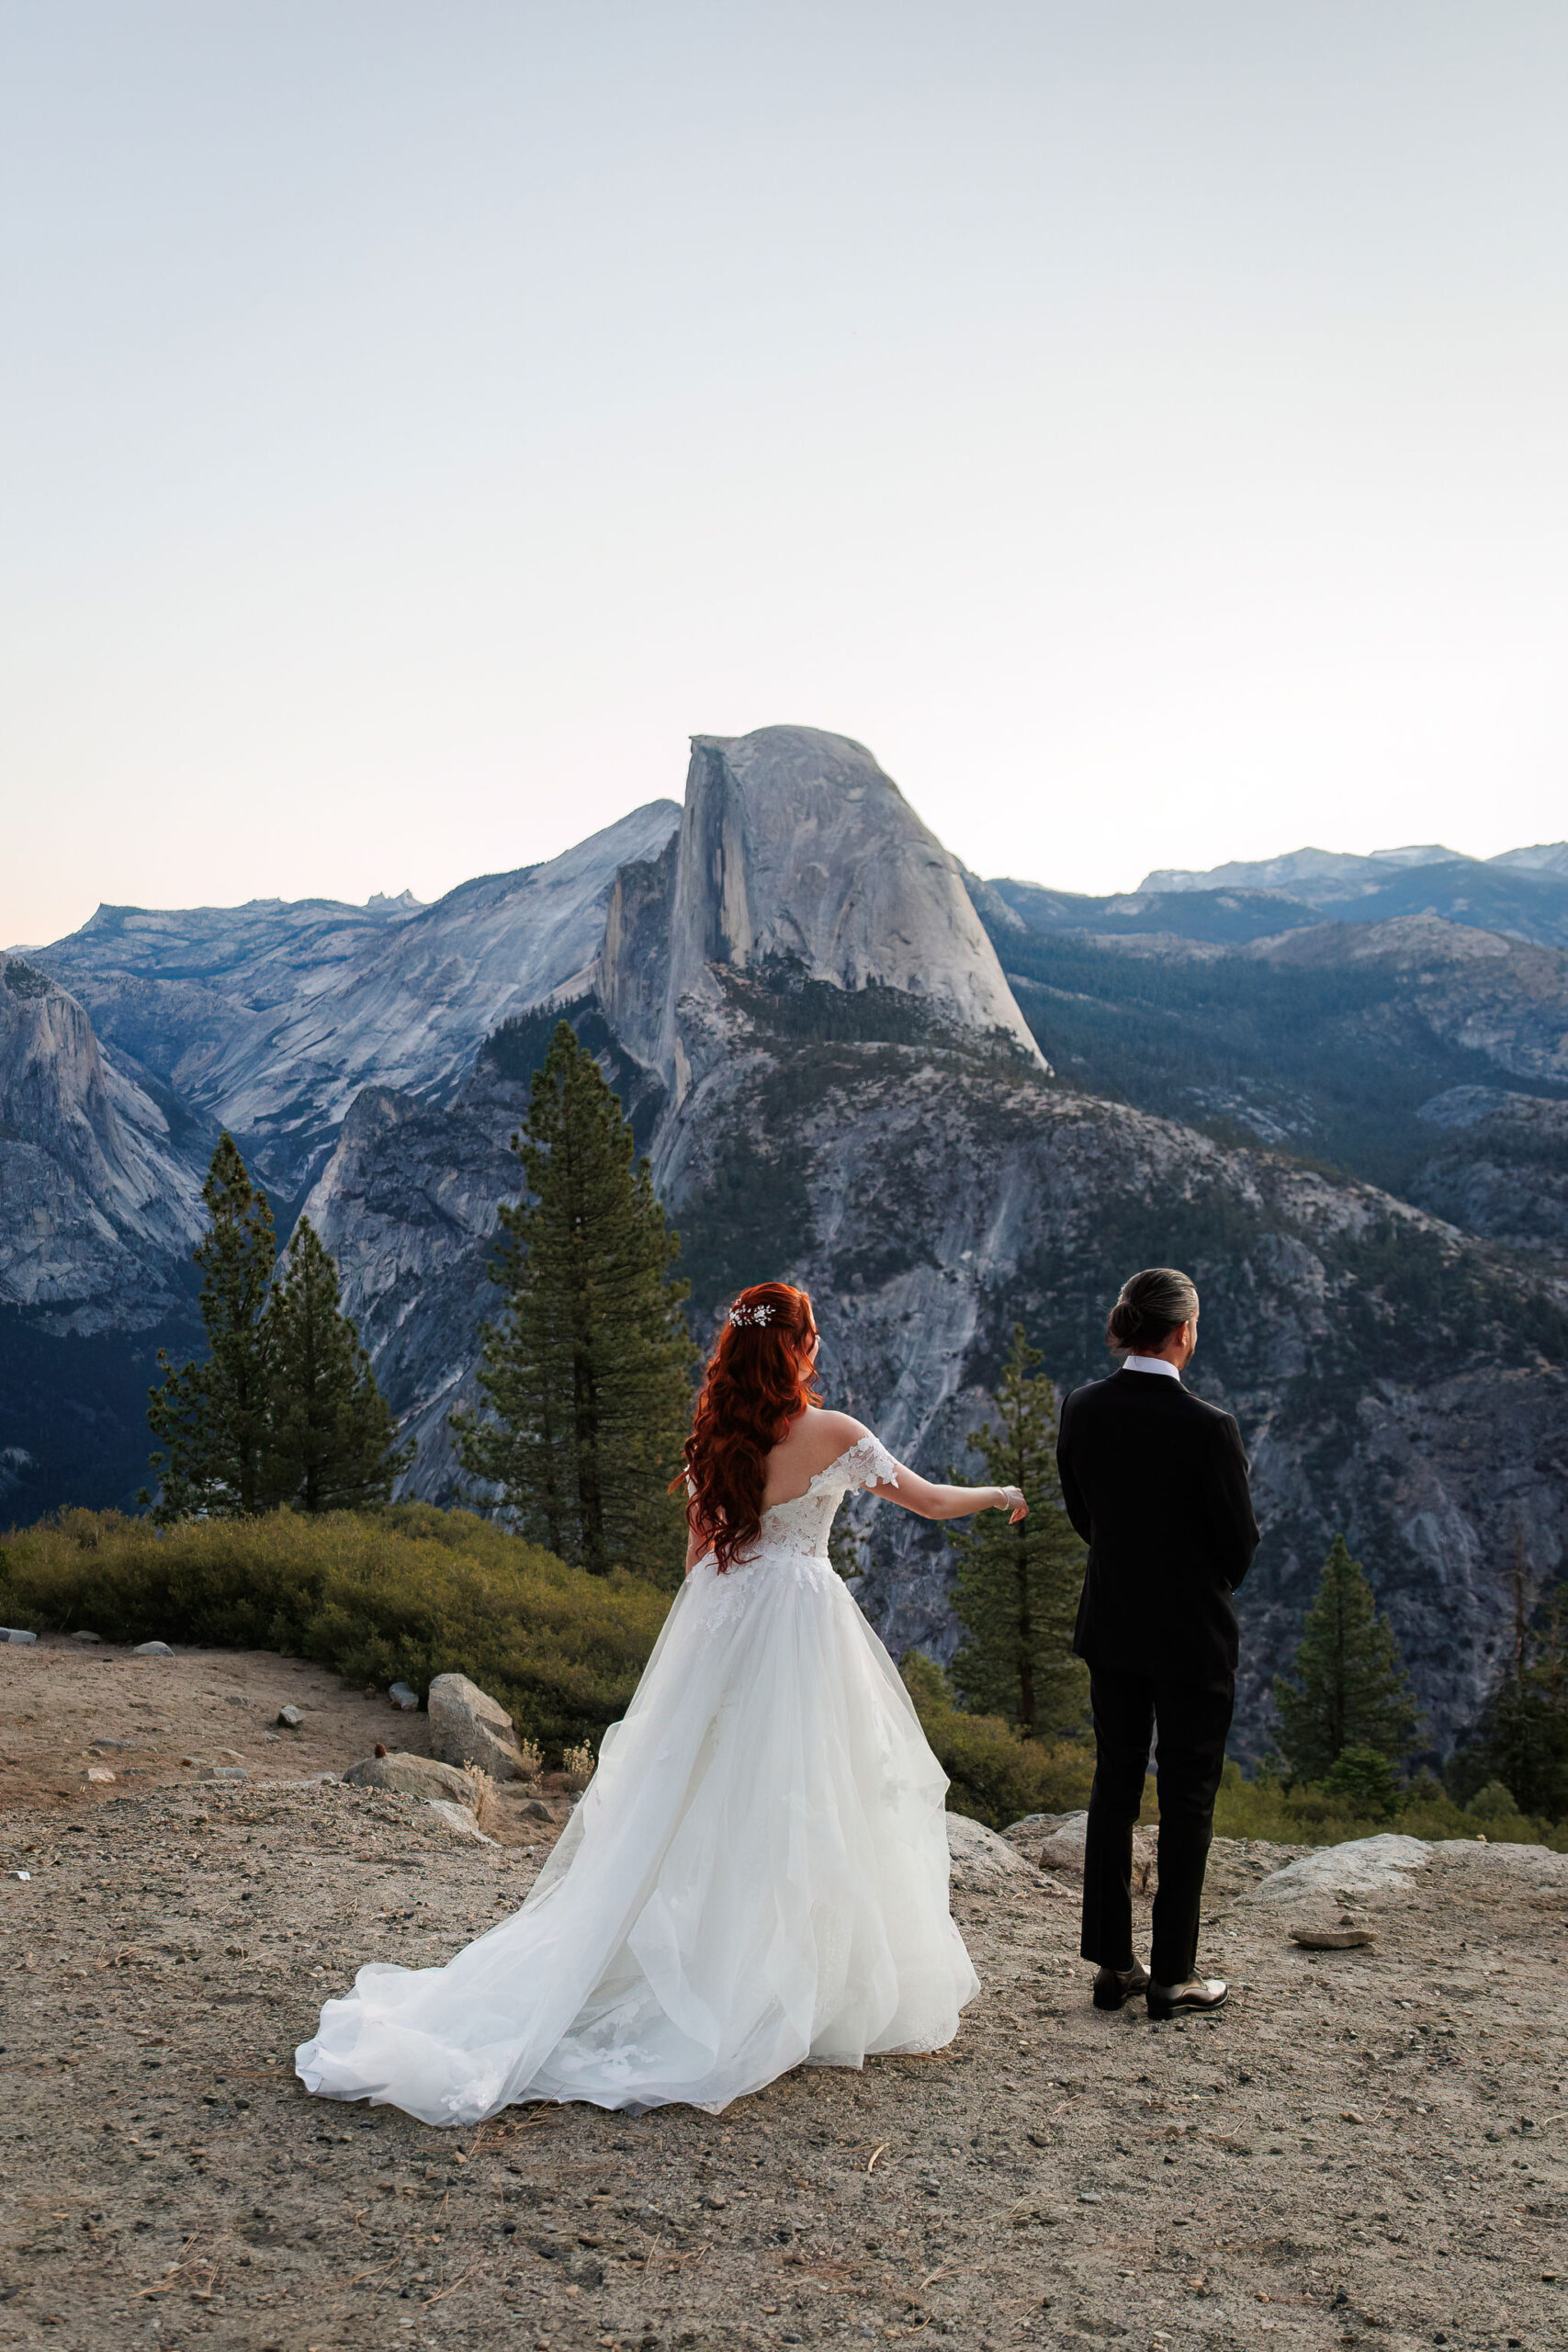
1409 1087 1568 1259
39 802 680 1196
296 1079 525 1496
1247 915 1568 1089
602 729 1043 1095
0 957 203 1331
209 799 680 1190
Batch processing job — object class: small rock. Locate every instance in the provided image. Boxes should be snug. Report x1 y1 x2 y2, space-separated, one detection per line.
1291 1927 1377 1950
210 1766 248 1781
71 1630 103 1645
520 1796 556 1822
343 1751 474 1804
427 1671 529 1781
276 1704 303 1729
389 1681 421 1712
132 1640 175 1657
1 1627 38 1645
85 1767 116 1784
10 1869 31 1882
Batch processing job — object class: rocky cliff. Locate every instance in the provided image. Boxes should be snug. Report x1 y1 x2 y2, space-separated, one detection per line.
0 958 202 1331
597 729 1040 1094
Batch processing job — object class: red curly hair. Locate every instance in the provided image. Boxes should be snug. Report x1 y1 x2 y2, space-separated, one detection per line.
677 1283 821 1571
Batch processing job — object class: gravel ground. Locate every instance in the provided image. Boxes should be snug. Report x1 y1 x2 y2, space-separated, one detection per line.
3 1639 1566 2352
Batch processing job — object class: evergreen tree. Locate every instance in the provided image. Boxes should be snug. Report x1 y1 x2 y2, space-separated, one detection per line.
946 1325 1088 1736
1458 1577 1568 1821
261 1218 411 1511
144 1133 276 1520
1272 1534 1420 1781
453 1021 694 1577
1321 1743 1400 1819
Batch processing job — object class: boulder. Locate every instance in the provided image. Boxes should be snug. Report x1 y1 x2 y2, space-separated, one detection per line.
276 1704 302 1729
426 1672 529 1781
1252 1834 1431 1903
133 1640 175 1657
1 1627 38 1645
389 1681 421 1712
946 1811 1033 1892
1037 1811 1158 1894
342 1751 473 1804
71 1630 103 1645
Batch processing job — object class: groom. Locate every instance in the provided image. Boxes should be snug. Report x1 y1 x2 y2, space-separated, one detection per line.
1055 1266 1259 2019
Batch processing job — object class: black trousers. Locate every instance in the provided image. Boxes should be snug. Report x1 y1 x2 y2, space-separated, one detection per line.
1079 1662 1235 1988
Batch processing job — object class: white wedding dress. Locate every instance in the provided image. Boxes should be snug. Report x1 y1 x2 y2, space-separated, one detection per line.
295 1436 978 2123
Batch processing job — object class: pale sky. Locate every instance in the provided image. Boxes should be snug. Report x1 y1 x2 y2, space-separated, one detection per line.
5 2 1567 947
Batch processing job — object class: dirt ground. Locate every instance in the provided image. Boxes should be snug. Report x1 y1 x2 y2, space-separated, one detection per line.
3 1635 1566 2352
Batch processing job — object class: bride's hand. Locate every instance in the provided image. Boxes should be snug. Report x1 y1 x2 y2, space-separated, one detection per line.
995 1485 1028 1522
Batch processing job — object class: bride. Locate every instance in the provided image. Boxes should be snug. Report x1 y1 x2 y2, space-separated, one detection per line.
296 1281 1027 2123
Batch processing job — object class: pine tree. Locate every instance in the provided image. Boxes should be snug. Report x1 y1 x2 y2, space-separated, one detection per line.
261 1218 410 1511
1272 1534 1421 1781
144 1133 276 1520
453 1021 694 1577
946 1325 1088 1736
1460 1571 1568 1822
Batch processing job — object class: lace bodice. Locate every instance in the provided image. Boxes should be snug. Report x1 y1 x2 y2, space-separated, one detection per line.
752 1432 900 1562
688 1433 901 1630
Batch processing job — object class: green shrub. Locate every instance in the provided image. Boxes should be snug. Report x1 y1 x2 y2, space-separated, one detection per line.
0 1504 671 1759
1462 1779 1537 1841
1209 1758 1568 1851
900 1650 1095 1828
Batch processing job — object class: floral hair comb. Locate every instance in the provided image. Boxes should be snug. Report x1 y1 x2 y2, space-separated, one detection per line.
728 1302 774 1329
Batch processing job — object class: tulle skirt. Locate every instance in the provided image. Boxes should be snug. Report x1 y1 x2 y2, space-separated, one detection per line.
294 1548 977 2123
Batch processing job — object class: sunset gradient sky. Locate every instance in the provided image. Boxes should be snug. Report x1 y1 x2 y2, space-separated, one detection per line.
5 2 1567 944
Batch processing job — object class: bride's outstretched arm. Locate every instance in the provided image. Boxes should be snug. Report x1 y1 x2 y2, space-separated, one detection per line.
876 1464 1028 1524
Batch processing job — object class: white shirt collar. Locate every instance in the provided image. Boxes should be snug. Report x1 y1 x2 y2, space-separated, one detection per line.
1122 1353 1181 1382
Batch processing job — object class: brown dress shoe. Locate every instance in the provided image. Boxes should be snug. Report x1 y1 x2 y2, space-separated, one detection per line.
1092 1961 1151 2012
1146 1976 1228 2020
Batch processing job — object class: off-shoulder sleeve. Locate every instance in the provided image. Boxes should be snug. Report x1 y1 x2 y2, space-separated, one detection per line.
825 1432 901 1492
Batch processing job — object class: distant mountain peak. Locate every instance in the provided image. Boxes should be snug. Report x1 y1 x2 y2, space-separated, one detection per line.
1137 843 1465 898
1367 842 1465 866
367 889 425 911
1490 841 1568 876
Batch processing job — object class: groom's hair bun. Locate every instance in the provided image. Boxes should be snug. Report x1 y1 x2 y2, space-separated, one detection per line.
1106 1266 1199 1352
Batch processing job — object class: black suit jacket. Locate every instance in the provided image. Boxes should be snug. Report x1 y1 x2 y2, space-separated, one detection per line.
1056 1370 1260 1679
